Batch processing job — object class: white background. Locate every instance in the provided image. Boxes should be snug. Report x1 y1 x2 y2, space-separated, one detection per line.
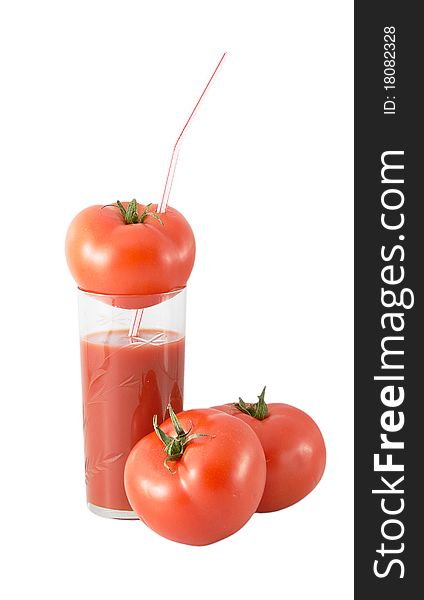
0 1 353 598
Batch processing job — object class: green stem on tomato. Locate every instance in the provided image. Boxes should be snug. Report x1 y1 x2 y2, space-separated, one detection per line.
106 199 164 225
153 404 210 473
234 386 269 421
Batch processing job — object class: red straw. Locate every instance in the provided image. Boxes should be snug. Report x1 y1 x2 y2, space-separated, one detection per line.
157 51 227 214
129 52 227 338
128 307 144 338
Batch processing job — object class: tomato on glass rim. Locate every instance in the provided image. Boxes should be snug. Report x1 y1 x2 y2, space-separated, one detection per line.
65 199 195 300
124 405 266 546
213 387 326 513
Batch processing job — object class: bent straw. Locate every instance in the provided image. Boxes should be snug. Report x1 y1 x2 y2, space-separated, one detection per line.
157 52 227 214
129 52 227 338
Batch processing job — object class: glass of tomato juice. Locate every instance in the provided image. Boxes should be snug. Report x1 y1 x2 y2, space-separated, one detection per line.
78 288 186 519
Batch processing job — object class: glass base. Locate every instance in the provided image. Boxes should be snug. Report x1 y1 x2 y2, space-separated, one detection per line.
87 502 138 520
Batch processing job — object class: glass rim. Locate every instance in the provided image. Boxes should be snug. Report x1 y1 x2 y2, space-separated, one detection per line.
77 286 186 300
77 286 186 309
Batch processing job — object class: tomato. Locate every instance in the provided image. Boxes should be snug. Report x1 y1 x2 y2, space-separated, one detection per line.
65 200 195 298
213 388 326 512
124 406 266 545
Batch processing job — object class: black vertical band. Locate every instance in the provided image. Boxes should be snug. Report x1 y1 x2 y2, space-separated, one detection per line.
355 1 423 596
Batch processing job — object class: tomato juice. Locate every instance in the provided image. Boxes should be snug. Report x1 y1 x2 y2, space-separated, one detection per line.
80 329 184 516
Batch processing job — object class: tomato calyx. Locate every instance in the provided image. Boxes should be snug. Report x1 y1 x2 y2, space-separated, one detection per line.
106 199 164 225
153 404 210 473
234 386 269 421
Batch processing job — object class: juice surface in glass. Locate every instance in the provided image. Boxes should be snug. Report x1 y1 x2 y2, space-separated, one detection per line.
80 328 184 514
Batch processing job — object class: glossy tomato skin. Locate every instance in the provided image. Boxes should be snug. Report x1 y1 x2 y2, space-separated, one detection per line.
124 409 266 545
65 203 195 296
213 403 326 512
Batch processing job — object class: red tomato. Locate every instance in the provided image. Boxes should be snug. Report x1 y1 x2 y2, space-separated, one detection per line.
213 388 326 512
124 407 266 545
65 200 195 297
